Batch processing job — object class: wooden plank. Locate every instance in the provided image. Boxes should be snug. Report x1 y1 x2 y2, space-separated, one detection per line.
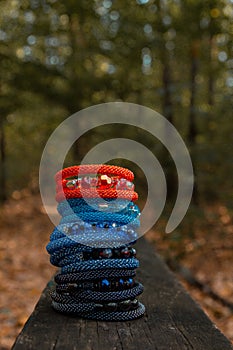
12 238 233 350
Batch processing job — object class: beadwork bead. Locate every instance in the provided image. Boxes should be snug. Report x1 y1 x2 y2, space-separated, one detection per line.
131 299 139 309
71 224 79 233
101 279 110 288
121 247 131 258
90 177 98 187
116 178 127 190
126 278 134 287
99 174 112 189
105 302 118 312
95 303 104 311
99 249 113 258
126 181 134 190
119 278 124 287
66 179 77 189
130 248 137 257
119 300 131 311
81 176 91 188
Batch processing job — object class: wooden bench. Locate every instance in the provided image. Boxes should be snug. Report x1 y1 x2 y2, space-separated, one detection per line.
12 238 233 350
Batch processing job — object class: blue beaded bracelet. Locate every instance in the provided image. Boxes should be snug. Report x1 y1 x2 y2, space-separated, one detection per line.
60 257 139 274
50 246 136 267
54 269 137 284
59 211 140 227
56 276 136 293
48 227 138 250
51 282 143 303
51 300 145 321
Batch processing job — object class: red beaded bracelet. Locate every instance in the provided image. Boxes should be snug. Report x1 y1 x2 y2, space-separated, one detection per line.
55 188 138 203
56 175 135 192
55 164 134 183
55 164 138 203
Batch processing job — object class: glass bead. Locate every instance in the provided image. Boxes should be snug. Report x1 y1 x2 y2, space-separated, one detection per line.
131 299 138 309
99 174 112 189
113 248 121 258
118 300 131 311
116 178 127 190
121 247 131 258
71 223 79 233
105 302 118 312
84 222 91 229
130 248 137 257
126 181 134 190
101 279 110 288
111 176 118 187
63 227 69 234
90 176 98 187
95 303 104 311
126 278 133 287
127 228 134 235
81 176 91 188
66 179 77 189
100 248 113 258
77 177 82 187
119 278 124 287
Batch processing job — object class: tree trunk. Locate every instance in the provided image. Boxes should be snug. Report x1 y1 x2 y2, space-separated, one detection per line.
0 118 7 202
208 35 214 106
188 41 199 203
188 42 199 143
162 59 173 125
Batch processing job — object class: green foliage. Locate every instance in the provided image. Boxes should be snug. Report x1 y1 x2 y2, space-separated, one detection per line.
0 0 232 206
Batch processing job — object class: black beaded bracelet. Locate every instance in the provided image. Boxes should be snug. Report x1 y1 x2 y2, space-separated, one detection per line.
56 276 135 293
54 269 137 285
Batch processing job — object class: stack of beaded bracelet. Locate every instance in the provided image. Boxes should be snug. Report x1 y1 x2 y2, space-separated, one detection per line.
46 164 145 321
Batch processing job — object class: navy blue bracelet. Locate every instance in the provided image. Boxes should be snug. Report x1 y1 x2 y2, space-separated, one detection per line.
49 246 136 267
55 269 137 284
51 300 145 321
51 282 143 303
60 258 139 274
56 276 136 293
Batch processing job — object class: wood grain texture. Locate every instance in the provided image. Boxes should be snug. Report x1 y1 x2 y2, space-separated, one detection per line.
12 238 233 350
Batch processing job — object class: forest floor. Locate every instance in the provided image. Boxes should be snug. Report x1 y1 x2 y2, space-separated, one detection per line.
0 191 232 349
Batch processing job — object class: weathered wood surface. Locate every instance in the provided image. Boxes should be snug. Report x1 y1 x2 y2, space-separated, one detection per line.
12 238 233 350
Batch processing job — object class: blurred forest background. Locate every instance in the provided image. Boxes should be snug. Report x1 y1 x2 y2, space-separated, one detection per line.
0 0 232 348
